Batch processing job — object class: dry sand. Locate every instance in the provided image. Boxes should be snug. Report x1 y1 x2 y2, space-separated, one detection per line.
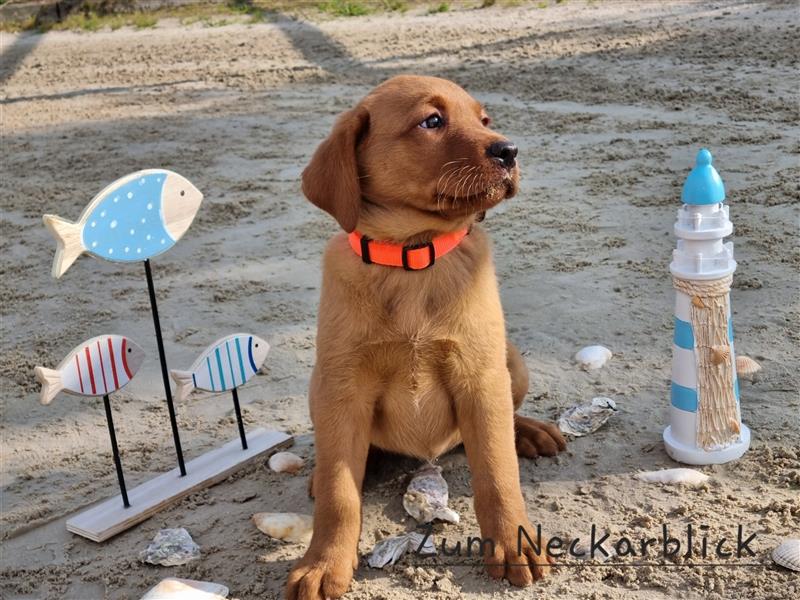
1 1 798 598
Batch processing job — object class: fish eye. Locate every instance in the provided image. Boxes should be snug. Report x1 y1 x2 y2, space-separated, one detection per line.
419 114 444 129
180 190 185 196
127 347 132 353
254 343 259 348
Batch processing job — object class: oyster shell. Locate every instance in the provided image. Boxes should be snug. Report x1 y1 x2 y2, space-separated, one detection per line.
268 451 305 474
139 528 200 566
736 355 762 380
140 578 228 600
402 464 459 524
252 512 313 544
635 468 709 487
367 531 436 569
574 345 612 370
558 397 618 437
771 539 800 572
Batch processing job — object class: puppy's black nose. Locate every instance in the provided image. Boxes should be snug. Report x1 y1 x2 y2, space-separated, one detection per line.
487 140 518 169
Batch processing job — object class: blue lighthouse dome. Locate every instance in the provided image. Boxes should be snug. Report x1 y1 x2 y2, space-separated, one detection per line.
681 148 725 205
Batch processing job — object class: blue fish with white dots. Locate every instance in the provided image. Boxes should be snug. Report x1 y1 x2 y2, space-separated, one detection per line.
170 333 270 401
43 169 203 278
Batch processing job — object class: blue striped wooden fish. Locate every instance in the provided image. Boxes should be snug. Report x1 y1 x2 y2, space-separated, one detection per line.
170 333 269 401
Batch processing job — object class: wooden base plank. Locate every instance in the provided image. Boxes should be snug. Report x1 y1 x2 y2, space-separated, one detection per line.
66 428 292 542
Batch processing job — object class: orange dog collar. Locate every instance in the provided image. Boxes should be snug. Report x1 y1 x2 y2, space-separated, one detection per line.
348 228 469 271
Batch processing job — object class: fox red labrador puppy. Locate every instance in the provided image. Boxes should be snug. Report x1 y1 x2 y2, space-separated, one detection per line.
288 75 566 599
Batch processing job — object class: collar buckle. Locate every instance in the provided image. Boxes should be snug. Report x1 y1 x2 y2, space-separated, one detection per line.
360 234 373 264
402 240 436 271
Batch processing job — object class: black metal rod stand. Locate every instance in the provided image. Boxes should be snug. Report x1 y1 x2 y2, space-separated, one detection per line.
144 259 187 476
231 387 248 450
103 394 130 508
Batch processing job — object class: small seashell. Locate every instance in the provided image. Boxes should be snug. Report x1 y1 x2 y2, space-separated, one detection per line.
252 512 313 544
711 345 730 365
691 296 707 309
572 540 617 562
558 397 618 437
139 528 200 566
771 539 800 572
402 464 459 524
574 345 612 370
736 355 762 380
140 578 228 600
268 451 304 474
635 468 709 487
367 531 436 569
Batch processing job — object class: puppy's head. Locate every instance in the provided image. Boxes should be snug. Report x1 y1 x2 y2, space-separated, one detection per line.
302 75 519 234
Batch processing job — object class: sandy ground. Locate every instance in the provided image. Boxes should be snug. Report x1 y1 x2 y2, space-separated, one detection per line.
1 1 799 598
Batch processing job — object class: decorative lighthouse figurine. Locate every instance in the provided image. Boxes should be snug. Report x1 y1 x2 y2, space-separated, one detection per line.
663 149 750 465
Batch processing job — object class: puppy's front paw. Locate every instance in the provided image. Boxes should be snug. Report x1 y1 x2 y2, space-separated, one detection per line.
286 550 354 600
483 520 553 586
514 415 567 458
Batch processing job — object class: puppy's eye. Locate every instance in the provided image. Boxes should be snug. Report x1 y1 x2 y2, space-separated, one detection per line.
419 114 444 129
481 116 491 126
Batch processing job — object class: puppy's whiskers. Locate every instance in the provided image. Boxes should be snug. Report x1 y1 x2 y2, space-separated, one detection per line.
452 165 477 205
472 171 488 201
436 163 470 210
463 171 480 206
435 158 467 202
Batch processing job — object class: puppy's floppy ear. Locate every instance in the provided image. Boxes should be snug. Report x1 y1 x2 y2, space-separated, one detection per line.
302 105 369 233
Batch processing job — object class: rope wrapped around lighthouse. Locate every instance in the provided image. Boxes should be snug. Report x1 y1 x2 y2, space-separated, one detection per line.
663 149 750 465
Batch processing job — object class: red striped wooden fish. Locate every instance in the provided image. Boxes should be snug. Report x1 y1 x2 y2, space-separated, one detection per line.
34 335 145 405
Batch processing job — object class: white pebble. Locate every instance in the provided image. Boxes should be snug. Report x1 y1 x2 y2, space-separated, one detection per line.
140 577 228 600
268 451 304 474
636 468 709 487
252 512 312 544
575 345 612 370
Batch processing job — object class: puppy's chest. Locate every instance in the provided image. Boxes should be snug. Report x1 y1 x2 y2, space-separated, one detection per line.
365 293 461 394
367 321 461 459
370 293 457 359
352 268 475 385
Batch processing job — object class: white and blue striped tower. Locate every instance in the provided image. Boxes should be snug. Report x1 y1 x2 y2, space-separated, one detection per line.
663 149 750 465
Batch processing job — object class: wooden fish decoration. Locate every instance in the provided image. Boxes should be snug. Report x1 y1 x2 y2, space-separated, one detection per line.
42 169 203 278
170 334 269 402
34 335 145 405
